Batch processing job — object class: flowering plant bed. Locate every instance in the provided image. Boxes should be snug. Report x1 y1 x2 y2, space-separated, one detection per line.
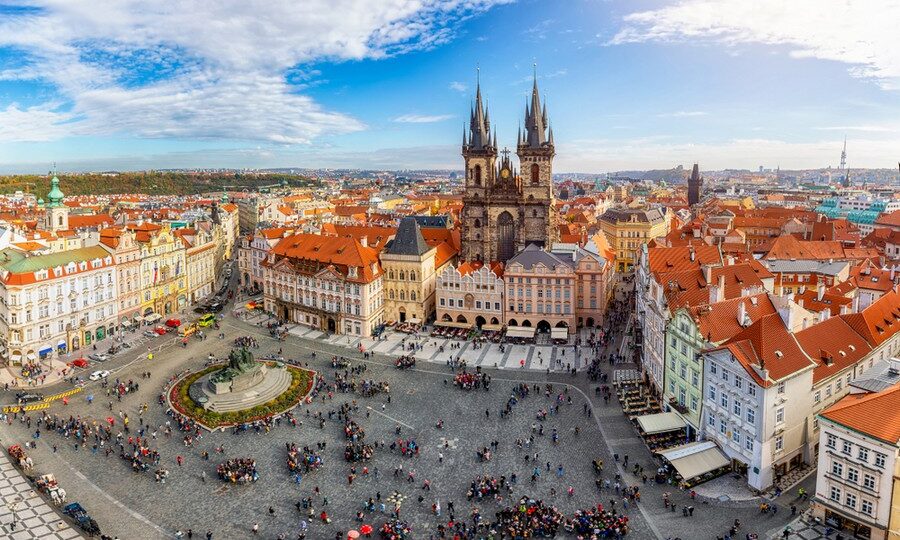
168 362 314 429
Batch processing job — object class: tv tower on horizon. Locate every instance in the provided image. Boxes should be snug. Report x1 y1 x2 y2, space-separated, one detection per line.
840 136 847 170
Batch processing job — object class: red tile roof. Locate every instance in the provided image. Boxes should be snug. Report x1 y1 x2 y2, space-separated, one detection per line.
795 317 873 384
690 293 777 344
714 313 816 387
269 233 382 283
841 288 900 347
820 382 900 444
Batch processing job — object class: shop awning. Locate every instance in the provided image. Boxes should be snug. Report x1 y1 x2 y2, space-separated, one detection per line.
145 313 162 323
38 346 52 355
121 319 132 326
407 318 421 325
133 316 145 322
26 352 36 361
550 327 569 340
481 324 504 331
435 321 471 329
657 441 730 481
10 353 22 362
636 412 687 435
57 342 67 350
506 326 536 339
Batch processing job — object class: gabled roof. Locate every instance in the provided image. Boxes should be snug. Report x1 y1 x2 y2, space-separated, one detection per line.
820 382 900 444
689 293 777 344
269 233 381 283
841 288 900 347
765 234 846 261
507 244 572 271
713 313 816 387
384 217 431 256
795 317 872 384
647 245 721 274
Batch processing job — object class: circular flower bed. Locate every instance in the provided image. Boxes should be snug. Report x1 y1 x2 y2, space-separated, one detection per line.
168 363 314 429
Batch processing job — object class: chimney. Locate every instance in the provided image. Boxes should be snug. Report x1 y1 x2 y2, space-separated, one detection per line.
703 264 713 283
737 300 747 327
892 265 897 282
817 286 825 301
717 274 725 302
360 236 368 248
689 247 695 262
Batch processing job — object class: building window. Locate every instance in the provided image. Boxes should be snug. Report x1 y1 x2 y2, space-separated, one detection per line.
775 407 784 424
748 385 756 396
814 391 821 404
830 487 841 502
710 362 717 375
845 493 857 509
708 386 716 401
847 468 859 483
733 401 742 416
832 461 843 476
861 500 873 515
719 420 726 434
875 453 886 468
745 438 753 452
774 435 784 452
777 383 785 394
858 447 869 462
746 408 755 424
734 377 743 389
826 434 837 449
863 474 875 491
732 430 741 444
720 394 728 408
842 440 852 455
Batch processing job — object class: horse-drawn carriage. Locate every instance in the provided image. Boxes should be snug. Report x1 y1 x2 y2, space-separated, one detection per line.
35 474 67 505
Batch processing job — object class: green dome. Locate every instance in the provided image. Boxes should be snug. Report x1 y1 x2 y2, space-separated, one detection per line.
37 198 44 205
47 175 64 207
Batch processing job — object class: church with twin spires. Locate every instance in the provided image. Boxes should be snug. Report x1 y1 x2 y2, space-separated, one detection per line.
459 72 558 263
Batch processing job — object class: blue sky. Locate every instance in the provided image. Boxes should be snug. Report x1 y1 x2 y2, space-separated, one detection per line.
0 0 898 173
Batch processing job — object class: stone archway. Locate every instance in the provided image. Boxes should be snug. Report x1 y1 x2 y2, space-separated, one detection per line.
507 319 518 327
456 314 468 324
555 321 569 328
490 317 499 325
442 313 452 322
327 317 336 333
522 320 532 328
399 307 407 323
586 317 595 327
475 316 486 328
537 320 551 333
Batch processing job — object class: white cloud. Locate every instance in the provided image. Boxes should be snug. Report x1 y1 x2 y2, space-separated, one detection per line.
393 114 455 123
556 137 900 172
656 111 708 118
449 81 467 92
611 0 900 89
815 125 900 133
0 0 511 143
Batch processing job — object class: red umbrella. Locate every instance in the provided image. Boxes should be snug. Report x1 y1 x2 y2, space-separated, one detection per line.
359 524 373 535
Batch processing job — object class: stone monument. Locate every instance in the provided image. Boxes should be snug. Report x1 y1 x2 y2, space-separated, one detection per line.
208 347 267 395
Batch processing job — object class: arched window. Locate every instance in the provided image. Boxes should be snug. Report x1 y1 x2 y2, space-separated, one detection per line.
531 163 540 185
411 291 416 301
410 271 416 281
474 218 481 228
399 271 405 280
389 290 395 300
400 291 406 300
473 165 482 186
389 270 394 280
532 209 537 217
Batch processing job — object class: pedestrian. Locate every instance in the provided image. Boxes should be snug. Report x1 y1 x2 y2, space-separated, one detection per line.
251 523 259 535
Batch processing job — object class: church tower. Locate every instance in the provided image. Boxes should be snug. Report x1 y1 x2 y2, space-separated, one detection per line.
45 174 68 232
460 75 498 261
687 163 702 206
516 70 557 250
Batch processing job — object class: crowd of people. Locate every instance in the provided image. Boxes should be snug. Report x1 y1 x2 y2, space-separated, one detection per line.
216 457 258 484
344 441 374 462
467 475 507 501
286 443 323 474
233 336 259 348
491 497 564 538
453 369 490 390
565 505 629 537
344 419 365 441
395 355 415 369
379 517 411 539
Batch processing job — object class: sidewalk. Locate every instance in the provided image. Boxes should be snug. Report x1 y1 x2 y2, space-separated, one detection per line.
0 449 82 539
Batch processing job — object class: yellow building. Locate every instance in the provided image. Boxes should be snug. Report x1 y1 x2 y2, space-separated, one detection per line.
129 222 188 320
599 207 670 272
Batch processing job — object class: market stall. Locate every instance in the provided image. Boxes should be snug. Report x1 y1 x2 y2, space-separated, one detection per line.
656 441 731 488
634 412 687 450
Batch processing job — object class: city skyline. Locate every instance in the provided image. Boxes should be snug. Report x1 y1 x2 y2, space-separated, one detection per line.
0 0 898 173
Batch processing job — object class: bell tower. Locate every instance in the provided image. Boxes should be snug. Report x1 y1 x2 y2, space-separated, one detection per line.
461 72 497 262
516 67 557 249
45 174 69 233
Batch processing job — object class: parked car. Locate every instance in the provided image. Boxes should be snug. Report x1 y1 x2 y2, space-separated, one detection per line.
88 353 109 362
143 330 158 338
165 318 181 328
15 392 44 404
69 358 89 368
193 304 210 314
88 370 110 381
208 302 224 313
153 326 168 335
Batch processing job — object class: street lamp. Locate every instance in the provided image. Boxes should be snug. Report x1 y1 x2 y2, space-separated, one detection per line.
6 497 20 532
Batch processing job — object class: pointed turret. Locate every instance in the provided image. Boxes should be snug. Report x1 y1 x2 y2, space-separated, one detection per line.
687 163 703 206
548 125 554 146
468 74 491 150
522 68 548 148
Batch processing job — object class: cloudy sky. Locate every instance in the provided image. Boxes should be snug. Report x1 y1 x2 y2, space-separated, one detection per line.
0 0 898 173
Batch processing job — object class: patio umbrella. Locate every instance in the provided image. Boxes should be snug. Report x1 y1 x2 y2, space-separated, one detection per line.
360 525 372 535
347 531 360 539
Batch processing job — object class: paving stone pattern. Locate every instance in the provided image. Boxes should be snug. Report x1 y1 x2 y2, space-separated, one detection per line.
0 451 81 540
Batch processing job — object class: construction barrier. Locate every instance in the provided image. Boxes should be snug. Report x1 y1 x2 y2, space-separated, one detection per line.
2 402 50 414
44 388 82 402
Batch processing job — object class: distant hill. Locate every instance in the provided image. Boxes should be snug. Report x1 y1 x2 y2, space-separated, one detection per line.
0 171 317 197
